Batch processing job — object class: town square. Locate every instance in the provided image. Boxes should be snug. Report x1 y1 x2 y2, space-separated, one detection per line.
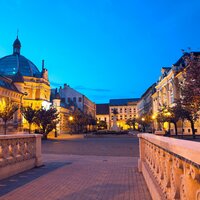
0 0 200 199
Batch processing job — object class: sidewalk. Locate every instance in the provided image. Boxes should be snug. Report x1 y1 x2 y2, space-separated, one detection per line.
47 133 84 140
0 154 151 200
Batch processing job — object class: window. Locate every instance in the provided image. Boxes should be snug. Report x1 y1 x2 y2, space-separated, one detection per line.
79 97 82 102
120 108 122 113
124 115 127 119
73 97 76 102
188 129 190 133
120 115 123 120
104 117 107 122
68 97 71 102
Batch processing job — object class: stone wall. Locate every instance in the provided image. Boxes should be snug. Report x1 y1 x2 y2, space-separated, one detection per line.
138 133 200 200
0 134 42 180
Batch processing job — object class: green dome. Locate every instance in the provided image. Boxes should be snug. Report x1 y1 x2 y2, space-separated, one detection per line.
0 37 41 77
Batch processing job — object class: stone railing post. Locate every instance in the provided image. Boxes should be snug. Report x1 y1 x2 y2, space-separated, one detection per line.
35 134 43 167
138 135 144 172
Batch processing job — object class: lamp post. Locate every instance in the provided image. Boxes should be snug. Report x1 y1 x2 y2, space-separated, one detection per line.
141 117 145 132
19 92 28 132
69 116 74 134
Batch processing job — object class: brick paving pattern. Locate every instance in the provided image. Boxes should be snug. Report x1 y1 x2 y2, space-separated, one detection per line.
0 154 151 200
0 137 151 200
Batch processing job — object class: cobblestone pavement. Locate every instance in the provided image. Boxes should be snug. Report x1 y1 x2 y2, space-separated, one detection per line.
0 137 151 200
0 154 151 200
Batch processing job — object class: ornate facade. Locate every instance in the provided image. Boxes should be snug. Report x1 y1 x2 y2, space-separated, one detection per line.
109 98 139 130
152 52 200 134
0 37 51 134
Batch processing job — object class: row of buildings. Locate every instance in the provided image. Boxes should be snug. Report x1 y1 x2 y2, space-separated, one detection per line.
96 98 139 130
0 37 96 135
97 52 200 134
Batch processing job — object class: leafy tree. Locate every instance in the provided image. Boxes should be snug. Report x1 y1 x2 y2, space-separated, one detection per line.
34 107 59 139
86 114 96 131
97 120 107 130
169 100 189 135
126 118 137 130
68 109 87 133
137 114 152 132
0 98 18 135
180 54 200 138
156 105 172 135
21 106 37 134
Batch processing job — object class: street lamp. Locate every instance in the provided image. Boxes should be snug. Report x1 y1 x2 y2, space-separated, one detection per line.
69 116 73 121
142 117 145 121
141 117 145 132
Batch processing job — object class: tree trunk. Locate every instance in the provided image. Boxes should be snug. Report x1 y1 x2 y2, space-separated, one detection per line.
168 122 171 135
181 119 184 138
29 123 32 134
4 121 7 135
190 120 196 139
173 122 178 136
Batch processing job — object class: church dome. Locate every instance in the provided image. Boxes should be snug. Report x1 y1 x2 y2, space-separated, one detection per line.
0 37 41 77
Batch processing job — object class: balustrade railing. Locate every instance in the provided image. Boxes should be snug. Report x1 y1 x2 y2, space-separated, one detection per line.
0 134 42 180
138 133 200 200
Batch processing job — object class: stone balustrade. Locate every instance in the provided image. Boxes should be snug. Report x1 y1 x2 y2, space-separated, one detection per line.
0 134 42 180
138 133 200 200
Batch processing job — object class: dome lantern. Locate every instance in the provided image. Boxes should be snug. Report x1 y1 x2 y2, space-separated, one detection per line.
13 36 21 55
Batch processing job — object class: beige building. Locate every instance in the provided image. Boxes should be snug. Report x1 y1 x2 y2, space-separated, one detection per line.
109 99 139 130
52 92 71 134
152 52 200 134
52 84 96 118
0 37 51 134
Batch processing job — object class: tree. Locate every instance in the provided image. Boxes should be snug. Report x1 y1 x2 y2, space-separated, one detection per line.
126 118 137 130
34 107 59 139
169 100 189 135
21 106 37 134
86 114 96 131
68 108 87 133
156 105 172 135
0 98 18 135
137 114 152 132
97 120 107 130
180 54 200 138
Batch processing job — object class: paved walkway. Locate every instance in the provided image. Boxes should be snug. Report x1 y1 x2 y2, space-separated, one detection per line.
0 154 151 200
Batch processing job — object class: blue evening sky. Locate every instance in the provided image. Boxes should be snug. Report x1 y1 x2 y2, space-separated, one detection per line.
0 0 200 103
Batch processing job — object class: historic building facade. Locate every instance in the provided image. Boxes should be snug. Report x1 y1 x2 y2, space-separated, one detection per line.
51 84 96 118
0 37 51 134
109 98 139 130
152 52 200 134
137 83 156 118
